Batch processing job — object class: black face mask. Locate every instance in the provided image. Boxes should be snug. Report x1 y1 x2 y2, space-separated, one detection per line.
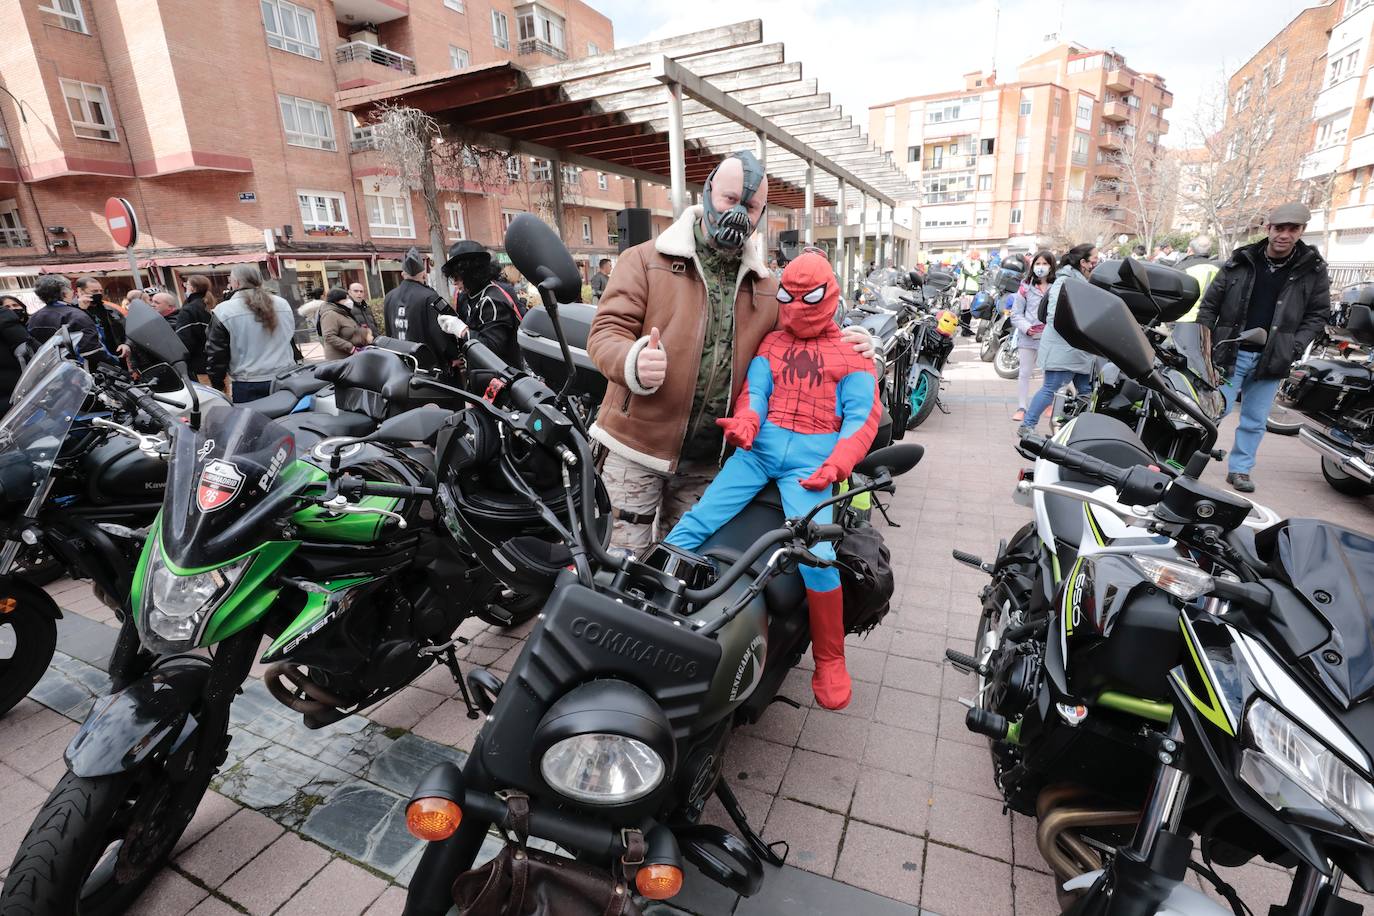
90 292 104 307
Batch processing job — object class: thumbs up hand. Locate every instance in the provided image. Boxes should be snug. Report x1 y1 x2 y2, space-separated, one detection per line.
635 326 668 390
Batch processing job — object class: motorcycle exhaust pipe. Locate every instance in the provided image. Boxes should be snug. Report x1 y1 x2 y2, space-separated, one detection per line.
1036 807 1139 884
264 661 350 717
1297 428 1374 483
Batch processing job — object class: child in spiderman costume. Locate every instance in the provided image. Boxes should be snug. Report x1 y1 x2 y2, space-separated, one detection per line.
666 251 880 709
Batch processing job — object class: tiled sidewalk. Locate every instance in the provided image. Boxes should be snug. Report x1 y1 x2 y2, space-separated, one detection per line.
3 341 1374 915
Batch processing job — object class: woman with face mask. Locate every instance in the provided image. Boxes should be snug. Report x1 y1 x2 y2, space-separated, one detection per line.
1019 243 1100 432
1008 250 1056 423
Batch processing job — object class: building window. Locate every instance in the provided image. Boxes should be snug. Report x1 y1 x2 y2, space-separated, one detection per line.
975 210 990 226
977 174 990 191
1074 132 1089 156
606 211 618 245
587 42 599 56
39 0 87 32
60 80 116 141
1019 99 1032 116
1012 173 1024 190
501 209 523 232
449 45 470 69
446 202 466 238
1076 97 1093 125
516 3 564 52
1045 175 1054 190
506 155 521 182
492 11 510 50
444 0 464 9
907 145 920 163
1053 97 1062 117
581 216 592 244
365 189 415 238
1276 53 1287 83
1126 95 1139 109
1010 207 1023 225
297 190 348 231
1149 103 1159 117
0 201 29 248
278 94 335 150
530 158 552 181
261 0 320 59
0 119 8 149
561 164 578 185
980 137 994 155
597 172 608 190
1015 137 1029 155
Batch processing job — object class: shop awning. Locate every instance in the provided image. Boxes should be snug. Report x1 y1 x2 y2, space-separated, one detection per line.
153 253 266 269
38 252 267 274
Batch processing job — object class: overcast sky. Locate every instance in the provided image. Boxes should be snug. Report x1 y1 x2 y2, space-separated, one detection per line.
589 0 1318 148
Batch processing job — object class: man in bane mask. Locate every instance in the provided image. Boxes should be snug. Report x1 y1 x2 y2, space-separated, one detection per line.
586 150 874 552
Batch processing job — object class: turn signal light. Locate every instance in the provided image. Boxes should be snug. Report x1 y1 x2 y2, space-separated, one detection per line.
406 797 462 841
635 863 684 900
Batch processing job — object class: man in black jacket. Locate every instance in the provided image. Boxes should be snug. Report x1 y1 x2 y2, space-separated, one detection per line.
28 275 111 366
440 240 524 380
1196 202 1331 493
383 248 460 377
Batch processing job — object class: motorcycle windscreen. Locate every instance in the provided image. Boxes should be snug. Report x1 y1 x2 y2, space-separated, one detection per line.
12 332 81 404
1165 323 1226 418
0 360 92 502
161 404 310 569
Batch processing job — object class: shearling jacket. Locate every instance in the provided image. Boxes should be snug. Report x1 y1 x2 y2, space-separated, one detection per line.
319 300 366 360
587 205 779 473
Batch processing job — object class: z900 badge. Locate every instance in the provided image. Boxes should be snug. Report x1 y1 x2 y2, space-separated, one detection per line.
197 459 244 512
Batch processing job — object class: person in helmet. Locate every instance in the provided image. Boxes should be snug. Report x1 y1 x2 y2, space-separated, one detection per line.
665 251 880 710
439 240 525 376
382 247 461 378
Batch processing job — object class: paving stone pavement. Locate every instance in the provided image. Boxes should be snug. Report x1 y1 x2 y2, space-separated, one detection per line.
3 339 1374 915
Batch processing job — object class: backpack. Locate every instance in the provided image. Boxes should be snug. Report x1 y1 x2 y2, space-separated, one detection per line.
837 522 895 637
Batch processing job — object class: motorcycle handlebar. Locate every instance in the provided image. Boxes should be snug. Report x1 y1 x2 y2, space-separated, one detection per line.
681 521 847 605
1019 433 1169 506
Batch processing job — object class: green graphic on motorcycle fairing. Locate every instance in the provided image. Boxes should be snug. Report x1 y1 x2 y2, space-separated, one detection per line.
1096 690 1173 724
289 464 402 543
131 523 301 647
1171 617 1236 736
262 576 374 659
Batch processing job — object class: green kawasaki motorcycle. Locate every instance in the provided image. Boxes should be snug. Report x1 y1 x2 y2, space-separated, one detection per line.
0 305 499 915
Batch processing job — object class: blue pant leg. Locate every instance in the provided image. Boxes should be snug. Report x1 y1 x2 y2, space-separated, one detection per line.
1022 369 1073 431
1230 353 1280 475
663 447 770 550
776 473 841 592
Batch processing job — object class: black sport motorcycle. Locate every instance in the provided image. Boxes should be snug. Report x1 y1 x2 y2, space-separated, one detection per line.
1275 294 1374 497
398 215 922 916
954 275 1374 914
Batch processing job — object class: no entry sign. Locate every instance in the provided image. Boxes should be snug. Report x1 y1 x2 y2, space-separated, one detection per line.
104 197 138 248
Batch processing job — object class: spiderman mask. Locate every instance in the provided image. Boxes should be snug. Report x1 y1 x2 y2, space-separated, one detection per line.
777 251 841 339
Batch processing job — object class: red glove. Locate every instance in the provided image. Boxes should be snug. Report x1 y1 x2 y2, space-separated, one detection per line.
716 411 760 450
800 463 842 491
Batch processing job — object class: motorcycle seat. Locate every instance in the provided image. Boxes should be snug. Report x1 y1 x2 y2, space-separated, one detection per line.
276 410 375 449
244 390 301 419
701 483 805 615
276 371 331 399
1060 413 1156 485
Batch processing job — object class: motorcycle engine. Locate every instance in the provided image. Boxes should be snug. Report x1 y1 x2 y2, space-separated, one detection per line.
985 634 1043 724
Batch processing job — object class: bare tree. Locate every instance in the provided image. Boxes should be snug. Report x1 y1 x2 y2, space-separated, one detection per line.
1041 200 1117 252
1180 72 1317 254
1091 130 1179 253
370 104 450 296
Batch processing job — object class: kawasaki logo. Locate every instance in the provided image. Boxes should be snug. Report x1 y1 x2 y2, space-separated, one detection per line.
570 616 699 678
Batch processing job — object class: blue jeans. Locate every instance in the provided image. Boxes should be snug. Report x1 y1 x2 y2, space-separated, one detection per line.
1020 370 1091 431
231 380 273 404
1219 349 1282 475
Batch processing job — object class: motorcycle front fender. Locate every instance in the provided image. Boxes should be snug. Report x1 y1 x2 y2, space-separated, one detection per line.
0 575 63 620
914 358 943 380
65 655 210 777
1063 869 1234 916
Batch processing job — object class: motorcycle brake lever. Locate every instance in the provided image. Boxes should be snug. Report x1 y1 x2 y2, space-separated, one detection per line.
318 495 409 529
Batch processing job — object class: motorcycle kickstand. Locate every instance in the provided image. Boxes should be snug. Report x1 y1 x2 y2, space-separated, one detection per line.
872 494 901 528
716 780 788 867
440 647 482 720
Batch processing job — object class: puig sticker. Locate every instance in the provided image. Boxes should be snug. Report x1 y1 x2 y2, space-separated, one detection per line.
197 459 243 513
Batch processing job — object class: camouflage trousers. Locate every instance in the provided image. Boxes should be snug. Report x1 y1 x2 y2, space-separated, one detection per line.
600 451 717 553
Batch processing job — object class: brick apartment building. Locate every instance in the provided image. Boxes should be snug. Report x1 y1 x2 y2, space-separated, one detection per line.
868 41 1172 257
0 0 684 306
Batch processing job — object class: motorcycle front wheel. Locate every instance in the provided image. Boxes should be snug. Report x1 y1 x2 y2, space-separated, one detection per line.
0 601 57 718
1321 457 1374 496
1264 403 1303 436
993 339 1020 380
905 370 939 429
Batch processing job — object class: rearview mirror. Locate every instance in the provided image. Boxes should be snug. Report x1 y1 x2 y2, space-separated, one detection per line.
1235 327 1268 347
364 405 453 445
855 443 924 478
504 213 582 305
125 300 188 367
1054 283 1155 379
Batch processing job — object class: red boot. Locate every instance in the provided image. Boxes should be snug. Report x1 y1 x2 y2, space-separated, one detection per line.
807 588 851 710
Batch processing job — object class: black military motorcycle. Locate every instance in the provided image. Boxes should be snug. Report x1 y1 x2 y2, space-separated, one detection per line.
954 277 1374 915
1274 293 1374 497
397 215 921 916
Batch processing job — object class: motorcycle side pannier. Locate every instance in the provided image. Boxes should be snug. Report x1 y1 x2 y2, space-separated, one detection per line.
518 302 607 402
1278 358 1374 414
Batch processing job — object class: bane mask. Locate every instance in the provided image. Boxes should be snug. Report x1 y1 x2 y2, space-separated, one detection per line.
702 150 765 252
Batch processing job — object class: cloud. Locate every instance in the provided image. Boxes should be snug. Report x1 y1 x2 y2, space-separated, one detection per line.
591 0 1310 148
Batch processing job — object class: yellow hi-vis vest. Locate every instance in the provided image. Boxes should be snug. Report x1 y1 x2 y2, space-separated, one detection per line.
1177 262 1220 322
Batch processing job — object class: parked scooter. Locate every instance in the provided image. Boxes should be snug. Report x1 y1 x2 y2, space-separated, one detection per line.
955 273 1374 915
398 215 921 916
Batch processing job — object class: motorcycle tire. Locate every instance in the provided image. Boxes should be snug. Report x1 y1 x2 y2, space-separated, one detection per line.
0 763 210 916
993 339 1020 380
980 332 999 362
890 351 913 435
1321 457 1374 496
905 370 939 430
1265 404 1303 437
0 603 57 717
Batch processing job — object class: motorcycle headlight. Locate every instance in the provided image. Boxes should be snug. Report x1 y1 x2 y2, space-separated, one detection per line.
1241 698 1374 841
540 734 666 805
142 549 250 650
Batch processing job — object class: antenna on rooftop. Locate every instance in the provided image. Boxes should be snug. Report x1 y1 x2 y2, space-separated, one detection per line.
992 0 1000 74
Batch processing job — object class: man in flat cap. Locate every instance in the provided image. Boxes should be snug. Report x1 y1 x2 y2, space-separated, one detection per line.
383 247 461 378
586 151 875 551
1197 201 1330 492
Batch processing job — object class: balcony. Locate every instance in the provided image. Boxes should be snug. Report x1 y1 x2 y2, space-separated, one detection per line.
1106 69 1133 92
1314 76 1360 121
351 125 379 152
333 0 407 23
335 41 416 86
517 38 567 61
1071 150 1089 166
1349 132 1374 171
1098 130 1124 150
1300 144 1345 180
0 226 31 248
1102 101 1129 122
925 156 976 172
